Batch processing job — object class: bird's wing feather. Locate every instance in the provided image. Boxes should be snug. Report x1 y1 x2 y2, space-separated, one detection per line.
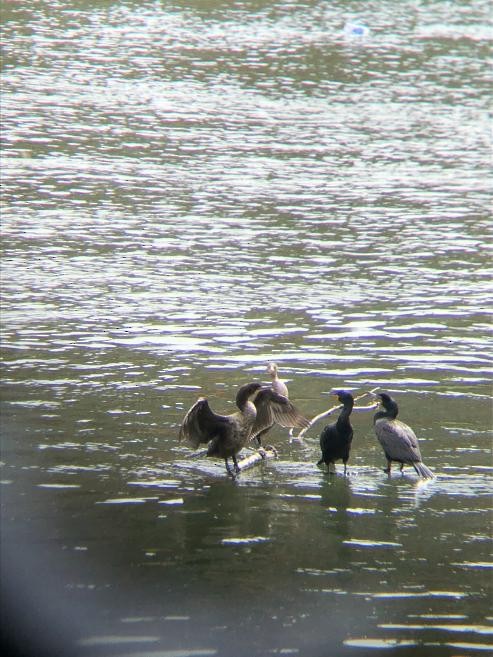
252 388 310 435
376 419 422 462
179 398 231 449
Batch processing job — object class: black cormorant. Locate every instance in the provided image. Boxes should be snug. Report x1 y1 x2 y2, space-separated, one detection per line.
373 392 434 478
317 391 354 475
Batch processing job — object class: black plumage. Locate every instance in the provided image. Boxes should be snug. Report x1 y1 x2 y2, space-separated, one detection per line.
317 391 354 475
374 392 434 478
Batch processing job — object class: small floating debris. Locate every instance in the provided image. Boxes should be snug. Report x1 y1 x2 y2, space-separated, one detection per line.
343 21 370 39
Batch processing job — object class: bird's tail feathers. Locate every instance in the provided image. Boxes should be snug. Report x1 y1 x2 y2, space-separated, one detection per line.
413 461 434 478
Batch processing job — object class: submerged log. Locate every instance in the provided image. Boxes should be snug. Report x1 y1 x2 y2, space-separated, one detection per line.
294 387 380 441
184 446 277 474
236 447 277 472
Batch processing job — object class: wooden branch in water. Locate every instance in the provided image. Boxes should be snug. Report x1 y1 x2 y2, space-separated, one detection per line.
184 446 277 473
237 447 277 472
294 387 380 440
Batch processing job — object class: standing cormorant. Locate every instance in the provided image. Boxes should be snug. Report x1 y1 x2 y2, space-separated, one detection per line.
179 382 308 476
373 392 434 478
317 391 354 475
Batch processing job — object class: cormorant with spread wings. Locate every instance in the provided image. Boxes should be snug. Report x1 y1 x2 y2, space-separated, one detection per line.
179 381 309 476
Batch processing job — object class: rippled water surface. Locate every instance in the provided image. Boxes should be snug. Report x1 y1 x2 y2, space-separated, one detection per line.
1 1 492 656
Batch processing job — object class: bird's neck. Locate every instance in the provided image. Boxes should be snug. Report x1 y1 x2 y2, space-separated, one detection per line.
337 402 353 426
374 408 397 424
241 400 257 420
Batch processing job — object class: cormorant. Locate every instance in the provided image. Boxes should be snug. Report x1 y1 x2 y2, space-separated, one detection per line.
373 392 434 478
317 391 354 475
179 382 308 476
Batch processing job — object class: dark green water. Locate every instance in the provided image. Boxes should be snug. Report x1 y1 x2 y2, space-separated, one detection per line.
1 1 492 656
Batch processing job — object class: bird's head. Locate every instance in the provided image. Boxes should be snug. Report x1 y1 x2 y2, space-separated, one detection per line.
332 390 354 405
236 382 263 409
376 392 399 417
377 392 393 406
266 362 278 377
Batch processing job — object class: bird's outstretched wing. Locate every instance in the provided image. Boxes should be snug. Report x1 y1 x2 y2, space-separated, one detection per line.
179 398 231 449
376 419 422 462
252 388 310 436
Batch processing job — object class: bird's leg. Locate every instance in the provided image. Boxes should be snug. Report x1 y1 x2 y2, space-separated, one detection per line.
232 454 241 474
225 458 235 478
343 462 348 476
384 460 392 474
289 429 303 444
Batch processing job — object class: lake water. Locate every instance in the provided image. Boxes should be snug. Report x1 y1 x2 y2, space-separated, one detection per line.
1 1 492 656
